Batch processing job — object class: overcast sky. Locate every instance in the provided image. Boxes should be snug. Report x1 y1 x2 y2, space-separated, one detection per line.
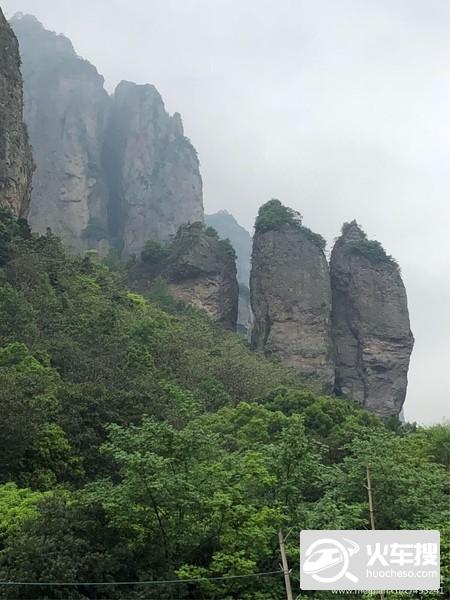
3 0 449 424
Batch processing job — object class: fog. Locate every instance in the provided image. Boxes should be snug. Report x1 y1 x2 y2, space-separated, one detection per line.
3 0 449 423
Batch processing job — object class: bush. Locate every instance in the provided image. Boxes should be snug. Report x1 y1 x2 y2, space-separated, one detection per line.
255 199 326 250
140 239 168 265
204 225 219 238
349 239 398 268
217 238 237 260
254 199 302 233
0 208 21 266
299 225 326 250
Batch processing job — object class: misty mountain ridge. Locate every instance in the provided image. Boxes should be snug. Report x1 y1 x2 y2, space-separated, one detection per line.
2 12 414 417
10 12 203 257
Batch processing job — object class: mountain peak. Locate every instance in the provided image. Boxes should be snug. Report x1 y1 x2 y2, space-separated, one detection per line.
10 13 203 255
10 12 75 56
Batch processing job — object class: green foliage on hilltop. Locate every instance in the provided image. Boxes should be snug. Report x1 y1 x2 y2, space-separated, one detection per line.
349 238 398 267
169 221 237 261
255 198 302 232
255 199 326 250
0 210 447 599
342 221 398 267
300 223 327 250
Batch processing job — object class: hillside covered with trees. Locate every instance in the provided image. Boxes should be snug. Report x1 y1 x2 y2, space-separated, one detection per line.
0 208 448 599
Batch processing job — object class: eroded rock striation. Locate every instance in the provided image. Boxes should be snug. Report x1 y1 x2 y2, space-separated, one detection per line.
166 223 238 330
104 82 203 256
0 9 33 217
250 200 334 390
10 13 203 254
330 221 414 417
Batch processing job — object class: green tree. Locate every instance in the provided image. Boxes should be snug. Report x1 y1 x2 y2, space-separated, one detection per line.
140 240 168 265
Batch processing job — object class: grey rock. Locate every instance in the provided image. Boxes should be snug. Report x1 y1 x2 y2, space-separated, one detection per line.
250 220 334 390
104 81 203 256
10 13 109 251
166 223 238 330
10 14 203 255
205 211 253 336
0 9 33 217
330 221 414 417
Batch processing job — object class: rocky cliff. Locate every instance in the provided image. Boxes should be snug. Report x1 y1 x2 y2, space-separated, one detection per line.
104 81 203 256
10 13 109 251
205 211 253 335
250 200 334 390
0 9 33 217
166 223 238 330
10 13 203 254
330 221 414 417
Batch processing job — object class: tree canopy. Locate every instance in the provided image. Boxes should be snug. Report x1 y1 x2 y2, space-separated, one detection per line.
0 210 447 599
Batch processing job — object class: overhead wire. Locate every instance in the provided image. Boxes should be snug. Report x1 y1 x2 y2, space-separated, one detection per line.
0 569 283 587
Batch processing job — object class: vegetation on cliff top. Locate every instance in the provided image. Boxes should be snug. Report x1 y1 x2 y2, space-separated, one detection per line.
0 210 447 599
146 221 237 267
349 237 399 268
255 199 326 250
342 221 399 268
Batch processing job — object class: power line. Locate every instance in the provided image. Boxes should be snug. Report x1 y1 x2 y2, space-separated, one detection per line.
0 569 283 587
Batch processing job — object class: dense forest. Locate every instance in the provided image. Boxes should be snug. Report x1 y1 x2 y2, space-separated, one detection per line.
0 208 448 599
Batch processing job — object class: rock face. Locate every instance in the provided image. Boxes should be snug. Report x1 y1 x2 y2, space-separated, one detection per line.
205 211 253 335
104 82 203 256
0 9 33 217
250 201 334 390
330 221 414 417
236 283 253 337
166 223 238 330
10 13 203 254
11 13 109 250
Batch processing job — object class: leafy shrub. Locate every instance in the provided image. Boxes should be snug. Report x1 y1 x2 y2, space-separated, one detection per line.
217 238 237 260
169 222 237 262
0 208 22 265
140 239 169 265
204 225 219 238
299 225 326 250
168 222 204 260
341 221 398 268
349 239 398 267
254 199 302 233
